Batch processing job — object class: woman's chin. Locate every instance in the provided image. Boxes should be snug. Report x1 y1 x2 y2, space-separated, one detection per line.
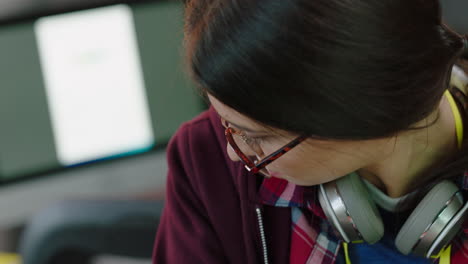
275 174 317 186
274 173 338 186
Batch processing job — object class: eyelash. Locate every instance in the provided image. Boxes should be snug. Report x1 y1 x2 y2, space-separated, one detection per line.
244 135 267 145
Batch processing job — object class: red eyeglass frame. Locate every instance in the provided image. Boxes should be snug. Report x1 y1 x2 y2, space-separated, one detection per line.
222 118 308 175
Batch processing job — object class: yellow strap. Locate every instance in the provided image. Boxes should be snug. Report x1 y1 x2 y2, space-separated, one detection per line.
430 245 452 264
444 90 464 149
343 242 352 264
343 242 451 264
440 245 452 264
0 253 21 264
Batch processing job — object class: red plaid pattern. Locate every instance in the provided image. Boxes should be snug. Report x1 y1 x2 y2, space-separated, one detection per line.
259 175 468 264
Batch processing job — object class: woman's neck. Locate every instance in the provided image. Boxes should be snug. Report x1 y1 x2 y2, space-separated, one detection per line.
357 94 459 198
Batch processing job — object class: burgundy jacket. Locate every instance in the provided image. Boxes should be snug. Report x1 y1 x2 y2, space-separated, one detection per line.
152 106 291 263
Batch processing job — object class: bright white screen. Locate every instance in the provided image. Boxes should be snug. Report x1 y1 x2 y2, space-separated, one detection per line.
35 4 154 166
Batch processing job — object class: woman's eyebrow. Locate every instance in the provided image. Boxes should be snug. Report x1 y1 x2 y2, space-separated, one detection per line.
215 112 265 134
228 120 263 134
218 114 263 134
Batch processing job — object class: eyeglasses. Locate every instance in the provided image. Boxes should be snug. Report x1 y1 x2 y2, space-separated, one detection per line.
221 118 307 176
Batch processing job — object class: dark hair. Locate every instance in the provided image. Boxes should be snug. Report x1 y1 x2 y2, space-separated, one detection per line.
183 0 468 203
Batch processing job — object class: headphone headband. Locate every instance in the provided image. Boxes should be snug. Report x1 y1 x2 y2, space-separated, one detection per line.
461 35 468 59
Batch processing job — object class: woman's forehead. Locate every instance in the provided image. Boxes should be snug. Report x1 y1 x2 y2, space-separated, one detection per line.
207 95 307 139
207 94 269 134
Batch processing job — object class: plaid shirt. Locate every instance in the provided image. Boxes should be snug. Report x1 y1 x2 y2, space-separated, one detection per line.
258 175 468 264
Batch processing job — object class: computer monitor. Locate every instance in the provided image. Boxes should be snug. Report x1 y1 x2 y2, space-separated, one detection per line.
0 0 205 182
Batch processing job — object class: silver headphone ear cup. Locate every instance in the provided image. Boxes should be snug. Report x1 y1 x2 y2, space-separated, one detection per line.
427 201 468 257
335 172 384 244
319 172 384 244
395 181 461 256
318 183 354 242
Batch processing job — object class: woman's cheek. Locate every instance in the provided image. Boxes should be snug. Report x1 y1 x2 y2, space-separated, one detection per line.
266 153 338 184
265 153 304 177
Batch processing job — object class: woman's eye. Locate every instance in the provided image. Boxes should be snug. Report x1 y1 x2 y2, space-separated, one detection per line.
246 136 266 146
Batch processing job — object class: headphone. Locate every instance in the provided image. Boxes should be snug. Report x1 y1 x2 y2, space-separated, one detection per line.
318 172 468 258
462 35 468 59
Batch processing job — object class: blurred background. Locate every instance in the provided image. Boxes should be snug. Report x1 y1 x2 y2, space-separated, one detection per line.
0 0 205 263
0 0 465 263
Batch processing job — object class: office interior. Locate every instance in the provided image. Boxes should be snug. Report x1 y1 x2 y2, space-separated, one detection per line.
0 0 465 263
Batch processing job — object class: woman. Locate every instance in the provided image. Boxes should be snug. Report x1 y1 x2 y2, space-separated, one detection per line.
153 0 468 263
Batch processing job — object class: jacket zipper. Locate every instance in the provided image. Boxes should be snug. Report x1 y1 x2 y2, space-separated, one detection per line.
256 206 269 264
